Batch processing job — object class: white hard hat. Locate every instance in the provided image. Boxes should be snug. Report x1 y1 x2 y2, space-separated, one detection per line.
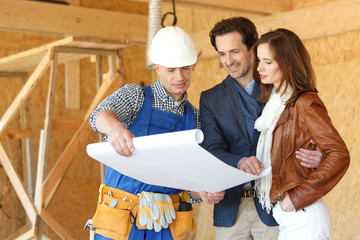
149 26 197 68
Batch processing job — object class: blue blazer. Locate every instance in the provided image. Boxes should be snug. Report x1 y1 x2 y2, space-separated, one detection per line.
199 76 278 227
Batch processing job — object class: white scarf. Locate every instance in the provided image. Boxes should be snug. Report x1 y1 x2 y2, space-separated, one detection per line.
254 85 292 213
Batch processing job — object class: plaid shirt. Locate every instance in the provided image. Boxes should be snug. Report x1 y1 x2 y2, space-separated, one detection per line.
89 80 200 140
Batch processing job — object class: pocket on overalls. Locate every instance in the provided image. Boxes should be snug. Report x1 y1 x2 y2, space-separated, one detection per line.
92 202 131 237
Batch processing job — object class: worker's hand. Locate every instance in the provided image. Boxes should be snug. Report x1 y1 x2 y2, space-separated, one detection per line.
280 193 295 212
238 156 264 176
295 139 323 168
107 126 135 157
199 191 225 204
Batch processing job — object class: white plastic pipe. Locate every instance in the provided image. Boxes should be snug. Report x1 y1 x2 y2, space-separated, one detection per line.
147 0 162 70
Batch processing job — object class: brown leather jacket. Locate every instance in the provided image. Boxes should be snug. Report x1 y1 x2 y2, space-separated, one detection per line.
270 92 350 210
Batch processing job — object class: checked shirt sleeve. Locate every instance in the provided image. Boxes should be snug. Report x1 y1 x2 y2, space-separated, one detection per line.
89 84 144 134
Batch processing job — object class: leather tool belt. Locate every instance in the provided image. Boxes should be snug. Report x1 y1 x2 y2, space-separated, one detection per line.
91 184 196 240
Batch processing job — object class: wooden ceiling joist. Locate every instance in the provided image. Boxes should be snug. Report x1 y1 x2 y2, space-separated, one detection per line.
192 0 360 59
0 0 148 44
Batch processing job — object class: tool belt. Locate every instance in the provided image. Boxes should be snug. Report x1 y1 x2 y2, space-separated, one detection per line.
91 184 196 240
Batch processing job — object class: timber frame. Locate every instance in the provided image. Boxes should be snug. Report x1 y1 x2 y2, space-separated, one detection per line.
0 36 126 240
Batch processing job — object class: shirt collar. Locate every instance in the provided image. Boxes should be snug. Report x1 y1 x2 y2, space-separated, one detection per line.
153 80 188 106
244 79 255 95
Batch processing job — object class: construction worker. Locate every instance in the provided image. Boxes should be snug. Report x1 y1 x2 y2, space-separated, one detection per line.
88 26 223 240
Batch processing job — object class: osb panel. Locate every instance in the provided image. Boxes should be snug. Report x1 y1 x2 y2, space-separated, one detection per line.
188 57 228 109
304 30 360 66
0 32 61 58
161 4 264 33
314 59 360 240
80 0 148 15
292 0 336 9
191 8 264 33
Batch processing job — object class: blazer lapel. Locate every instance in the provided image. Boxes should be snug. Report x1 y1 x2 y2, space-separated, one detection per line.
223 76 251 143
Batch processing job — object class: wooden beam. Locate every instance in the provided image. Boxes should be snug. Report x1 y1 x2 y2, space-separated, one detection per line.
0 72 28 78
0 50 51 134
36 52 58 211
0 143 38 226
192 0 360 59
0 121 83 139
0 129 32 139
173 0 292 14
55 46 118 56
0 0 147 44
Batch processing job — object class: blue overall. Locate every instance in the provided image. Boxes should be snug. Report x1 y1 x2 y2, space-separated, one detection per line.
95 86 195 240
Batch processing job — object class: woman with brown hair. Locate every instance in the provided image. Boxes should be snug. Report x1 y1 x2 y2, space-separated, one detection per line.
253 28 350 239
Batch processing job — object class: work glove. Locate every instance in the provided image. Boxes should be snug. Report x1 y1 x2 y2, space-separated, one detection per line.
139 192 176 232
139 192 161 231
144 192 176 228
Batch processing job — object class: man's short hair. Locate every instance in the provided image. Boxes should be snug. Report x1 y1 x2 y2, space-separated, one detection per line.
209 17 258 51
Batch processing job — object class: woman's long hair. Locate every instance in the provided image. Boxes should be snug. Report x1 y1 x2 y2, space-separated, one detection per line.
254 28 317 104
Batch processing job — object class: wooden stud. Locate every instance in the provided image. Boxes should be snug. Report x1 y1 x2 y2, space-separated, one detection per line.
36 51 58 213
95 56 103 89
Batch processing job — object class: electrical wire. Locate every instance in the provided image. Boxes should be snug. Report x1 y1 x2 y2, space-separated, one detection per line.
161 0 177 27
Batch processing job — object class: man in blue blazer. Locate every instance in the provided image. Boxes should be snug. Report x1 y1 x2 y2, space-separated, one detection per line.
198 17 323 239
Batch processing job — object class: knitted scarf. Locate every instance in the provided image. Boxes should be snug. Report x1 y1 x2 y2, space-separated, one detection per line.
254 85 293 213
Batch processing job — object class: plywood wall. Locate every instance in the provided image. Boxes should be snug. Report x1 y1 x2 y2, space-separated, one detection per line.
0 0 359 239
176 1 360 240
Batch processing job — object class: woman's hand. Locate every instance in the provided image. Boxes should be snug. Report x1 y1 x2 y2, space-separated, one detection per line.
280 193 295 212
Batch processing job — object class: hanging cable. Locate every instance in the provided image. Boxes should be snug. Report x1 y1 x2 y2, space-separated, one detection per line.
161 0 177 27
